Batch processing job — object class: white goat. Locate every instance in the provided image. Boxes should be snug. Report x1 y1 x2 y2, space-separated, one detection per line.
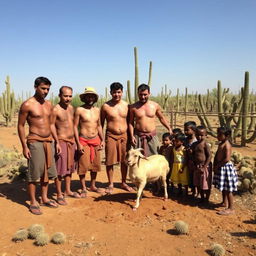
126 147 169 210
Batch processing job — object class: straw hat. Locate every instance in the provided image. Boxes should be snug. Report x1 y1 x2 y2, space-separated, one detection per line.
79 87 99 101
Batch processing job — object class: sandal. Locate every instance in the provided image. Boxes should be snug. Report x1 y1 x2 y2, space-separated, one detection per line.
40 200 59 208
29 205 42 215
217 209 235 215
120 183 135 192
57 197 67 205
88 187 106 194
65 192 81 199
105 186 114 195
80 190 87 198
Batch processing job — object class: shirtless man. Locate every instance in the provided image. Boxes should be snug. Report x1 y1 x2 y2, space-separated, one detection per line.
129 84 172 156
74 87 104 197
101 82 133 194
51 86 80 205
18 77 59 215
191 126 212 203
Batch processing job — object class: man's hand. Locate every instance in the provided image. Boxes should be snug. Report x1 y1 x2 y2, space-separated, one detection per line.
179 168 184 173
99 141 104 150
131 136 137 147
78 143 84 154
23 146 31 159
56 142 61 155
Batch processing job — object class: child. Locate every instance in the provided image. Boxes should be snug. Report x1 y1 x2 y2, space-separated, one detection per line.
192 126 212 204
184 121 197 196
170 133 189 195
158 132 173 191
213 127 238 215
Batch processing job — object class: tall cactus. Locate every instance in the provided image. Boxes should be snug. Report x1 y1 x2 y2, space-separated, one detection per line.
127 80 132 104
134 47 139 101
0 76 15 126
241 71 250 146
148 61 152 87
176 88 180 112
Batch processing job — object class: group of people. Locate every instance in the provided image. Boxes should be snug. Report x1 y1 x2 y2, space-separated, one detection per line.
17 77 171 215
158 122 238 215
17 76 238 216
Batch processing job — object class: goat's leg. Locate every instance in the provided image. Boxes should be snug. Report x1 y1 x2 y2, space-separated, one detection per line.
162 175 168 200
134 181 146 210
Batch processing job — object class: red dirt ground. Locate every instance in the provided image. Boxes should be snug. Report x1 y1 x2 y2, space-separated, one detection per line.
0 126 255 256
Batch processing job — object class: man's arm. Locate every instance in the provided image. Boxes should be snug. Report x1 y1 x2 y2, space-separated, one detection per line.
50 106 61 154
17 102 31 159
97 113 104 149
128 105 136 146
73 107 83 153
155 105 172 134
100 104 106 129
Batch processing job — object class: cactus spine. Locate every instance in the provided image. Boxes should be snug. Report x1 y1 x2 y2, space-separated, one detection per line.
0 76 15 126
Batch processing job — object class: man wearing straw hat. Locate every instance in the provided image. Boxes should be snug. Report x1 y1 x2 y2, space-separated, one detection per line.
74 87 104 197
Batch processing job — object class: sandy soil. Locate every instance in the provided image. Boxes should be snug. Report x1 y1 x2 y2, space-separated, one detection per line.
0 125 255 256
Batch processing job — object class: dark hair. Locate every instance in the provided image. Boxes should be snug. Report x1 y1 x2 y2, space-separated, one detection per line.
196 125 206 131
162 132 172 140
217 126 231 137
172 128 182 135
184 121 197 131
59 86 73 95
175 133 186 142
34 77 51 87
138 84 150 93
110 82 123 92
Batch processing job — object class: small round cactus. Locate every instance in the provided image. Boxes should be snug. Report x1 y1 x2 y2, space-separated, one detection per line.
51 232 66 244
211 243 225 256
174 220 189 235
242 178 251 190
34 233 49 246
12 229 28 242
28 224 44 239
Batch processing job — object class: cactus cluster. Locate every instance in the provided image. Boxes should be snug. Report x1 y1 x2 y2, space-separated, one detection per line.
197 72 256 145
231 152 256 193
0 145 27 180
0 76 16 126
12 224 66 247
